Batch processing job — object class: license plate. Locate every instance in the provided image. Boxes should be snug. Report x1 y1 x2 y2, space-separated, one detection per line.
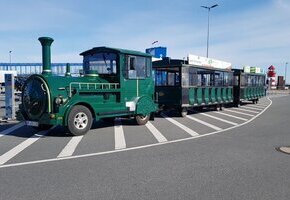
26 121 39 127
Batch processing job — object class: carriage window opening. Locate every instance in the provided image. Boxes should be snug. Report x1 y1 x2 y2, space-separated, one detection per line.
83 53 117 75
126 56 147 79
197 69 212 86
182 67 189 87
204 74 210 86
228 72 233 86
234 75 239 86
129 57 136 70
261 76 265 86
223 72 229 86
168 72 175 86
241 75 246 86
254 76 257 86
215 72 223 86
155 70 167 86
155 68 180 86
146 58 151 77
188 67 198 86
197 74 202 86
246 75 251 86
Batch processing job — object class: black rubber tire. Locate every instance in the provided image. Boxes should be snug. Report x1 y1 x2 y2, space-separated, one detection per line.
180 107 188 117
135 114 150 125
67 105 93 136
214 105 219 111
149 112 155 121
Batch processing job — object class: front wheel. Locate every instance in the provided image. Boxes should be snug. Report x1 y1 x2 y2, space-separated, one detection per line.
135 114 150 125
67 105 93 136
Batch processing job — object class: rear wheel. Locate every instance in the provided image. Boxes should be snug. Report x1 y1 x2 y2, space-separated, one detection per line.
67 105 93 136
180 107 187 117
135 114 150 125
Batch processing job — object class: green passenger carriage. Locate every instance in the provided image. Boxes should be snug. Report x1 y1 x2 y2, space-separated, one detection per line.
153 58 234 117
233 69 266 105
18 37 156 135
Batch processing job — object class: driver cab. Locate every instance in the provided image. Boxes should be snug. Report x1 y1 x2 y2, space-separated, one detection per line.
81 48 119 83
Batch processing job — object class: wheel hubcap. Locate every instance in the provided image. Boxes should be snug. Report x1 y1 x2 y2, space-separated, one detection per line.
74 112 88 130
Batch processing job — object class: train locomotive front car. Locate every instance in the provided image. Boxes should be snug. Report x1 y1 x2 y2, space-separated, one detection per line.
153 58 234 116
18 37 156 135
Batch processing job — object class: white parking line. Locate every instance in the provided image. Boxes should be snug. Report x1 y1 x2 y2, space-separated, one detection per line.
0 126 56 165
0 98 272 169
145 122 167 143
57 136 84 158
214 111 248 121
223 109 255 117
0 122 26 138
245 104 266 109
186 115 222 131
200 113 238 126
161 113 199 137
114 119 126 150
231 107 260 114
241 106 263 111
256 103 269 107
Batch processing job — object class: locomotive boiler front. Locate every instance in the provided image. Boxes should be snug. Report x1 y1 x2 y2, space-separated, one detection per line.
22 76 49 120
21 37 53 121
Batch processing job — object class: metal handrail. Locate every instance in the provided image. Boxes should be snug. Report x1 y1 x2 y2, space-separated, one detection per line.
69 82 119 97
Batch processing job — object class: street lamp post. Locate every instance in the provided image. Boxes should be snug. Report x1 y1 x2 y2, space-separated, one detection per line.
285 62 288 85
201 4 218 58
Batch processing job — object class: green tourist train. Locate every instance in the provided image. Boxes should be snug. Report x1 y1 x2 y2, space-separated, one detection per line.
17 37 266 135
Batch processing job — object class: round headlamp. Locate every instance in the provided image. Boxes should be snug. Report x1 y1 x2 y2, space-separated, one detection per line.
55 96 63 105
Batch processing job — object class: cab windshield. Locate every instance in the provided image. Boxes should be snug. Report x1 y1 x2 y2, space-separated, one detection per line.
83 53 117 74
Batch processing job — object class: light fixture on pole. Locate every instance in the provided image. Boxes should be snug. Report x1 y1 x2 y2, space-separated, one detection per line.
201 4 218 58
285 62 288 85
9 50 12 70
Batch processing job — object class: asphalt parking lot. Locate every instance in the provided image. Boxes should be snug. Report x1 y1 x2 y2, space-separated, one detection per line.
0 96 272 168
0 94 290 200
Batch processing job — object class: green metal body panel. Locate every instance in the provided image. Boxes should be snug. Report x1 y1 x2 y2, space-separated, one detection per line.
156 86 233 109
227 88 233 101
221 88 227 102
204 88 209 104
196 88 203 105
156 86 181 107
216 88 222 103
239 86 265 100
189 88 195 105
210 88 216 103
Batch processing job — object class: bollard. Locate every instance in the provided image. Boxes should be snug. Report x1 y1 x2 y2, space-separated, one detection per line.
4 73 15 120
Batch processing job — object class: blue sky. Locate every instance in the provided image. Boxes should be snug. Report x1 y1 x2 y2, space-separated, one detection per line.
0 0 290 82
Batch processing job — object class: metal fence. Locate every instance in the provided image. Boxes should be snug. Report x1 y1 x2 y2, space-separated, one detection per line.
0 63 83 76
